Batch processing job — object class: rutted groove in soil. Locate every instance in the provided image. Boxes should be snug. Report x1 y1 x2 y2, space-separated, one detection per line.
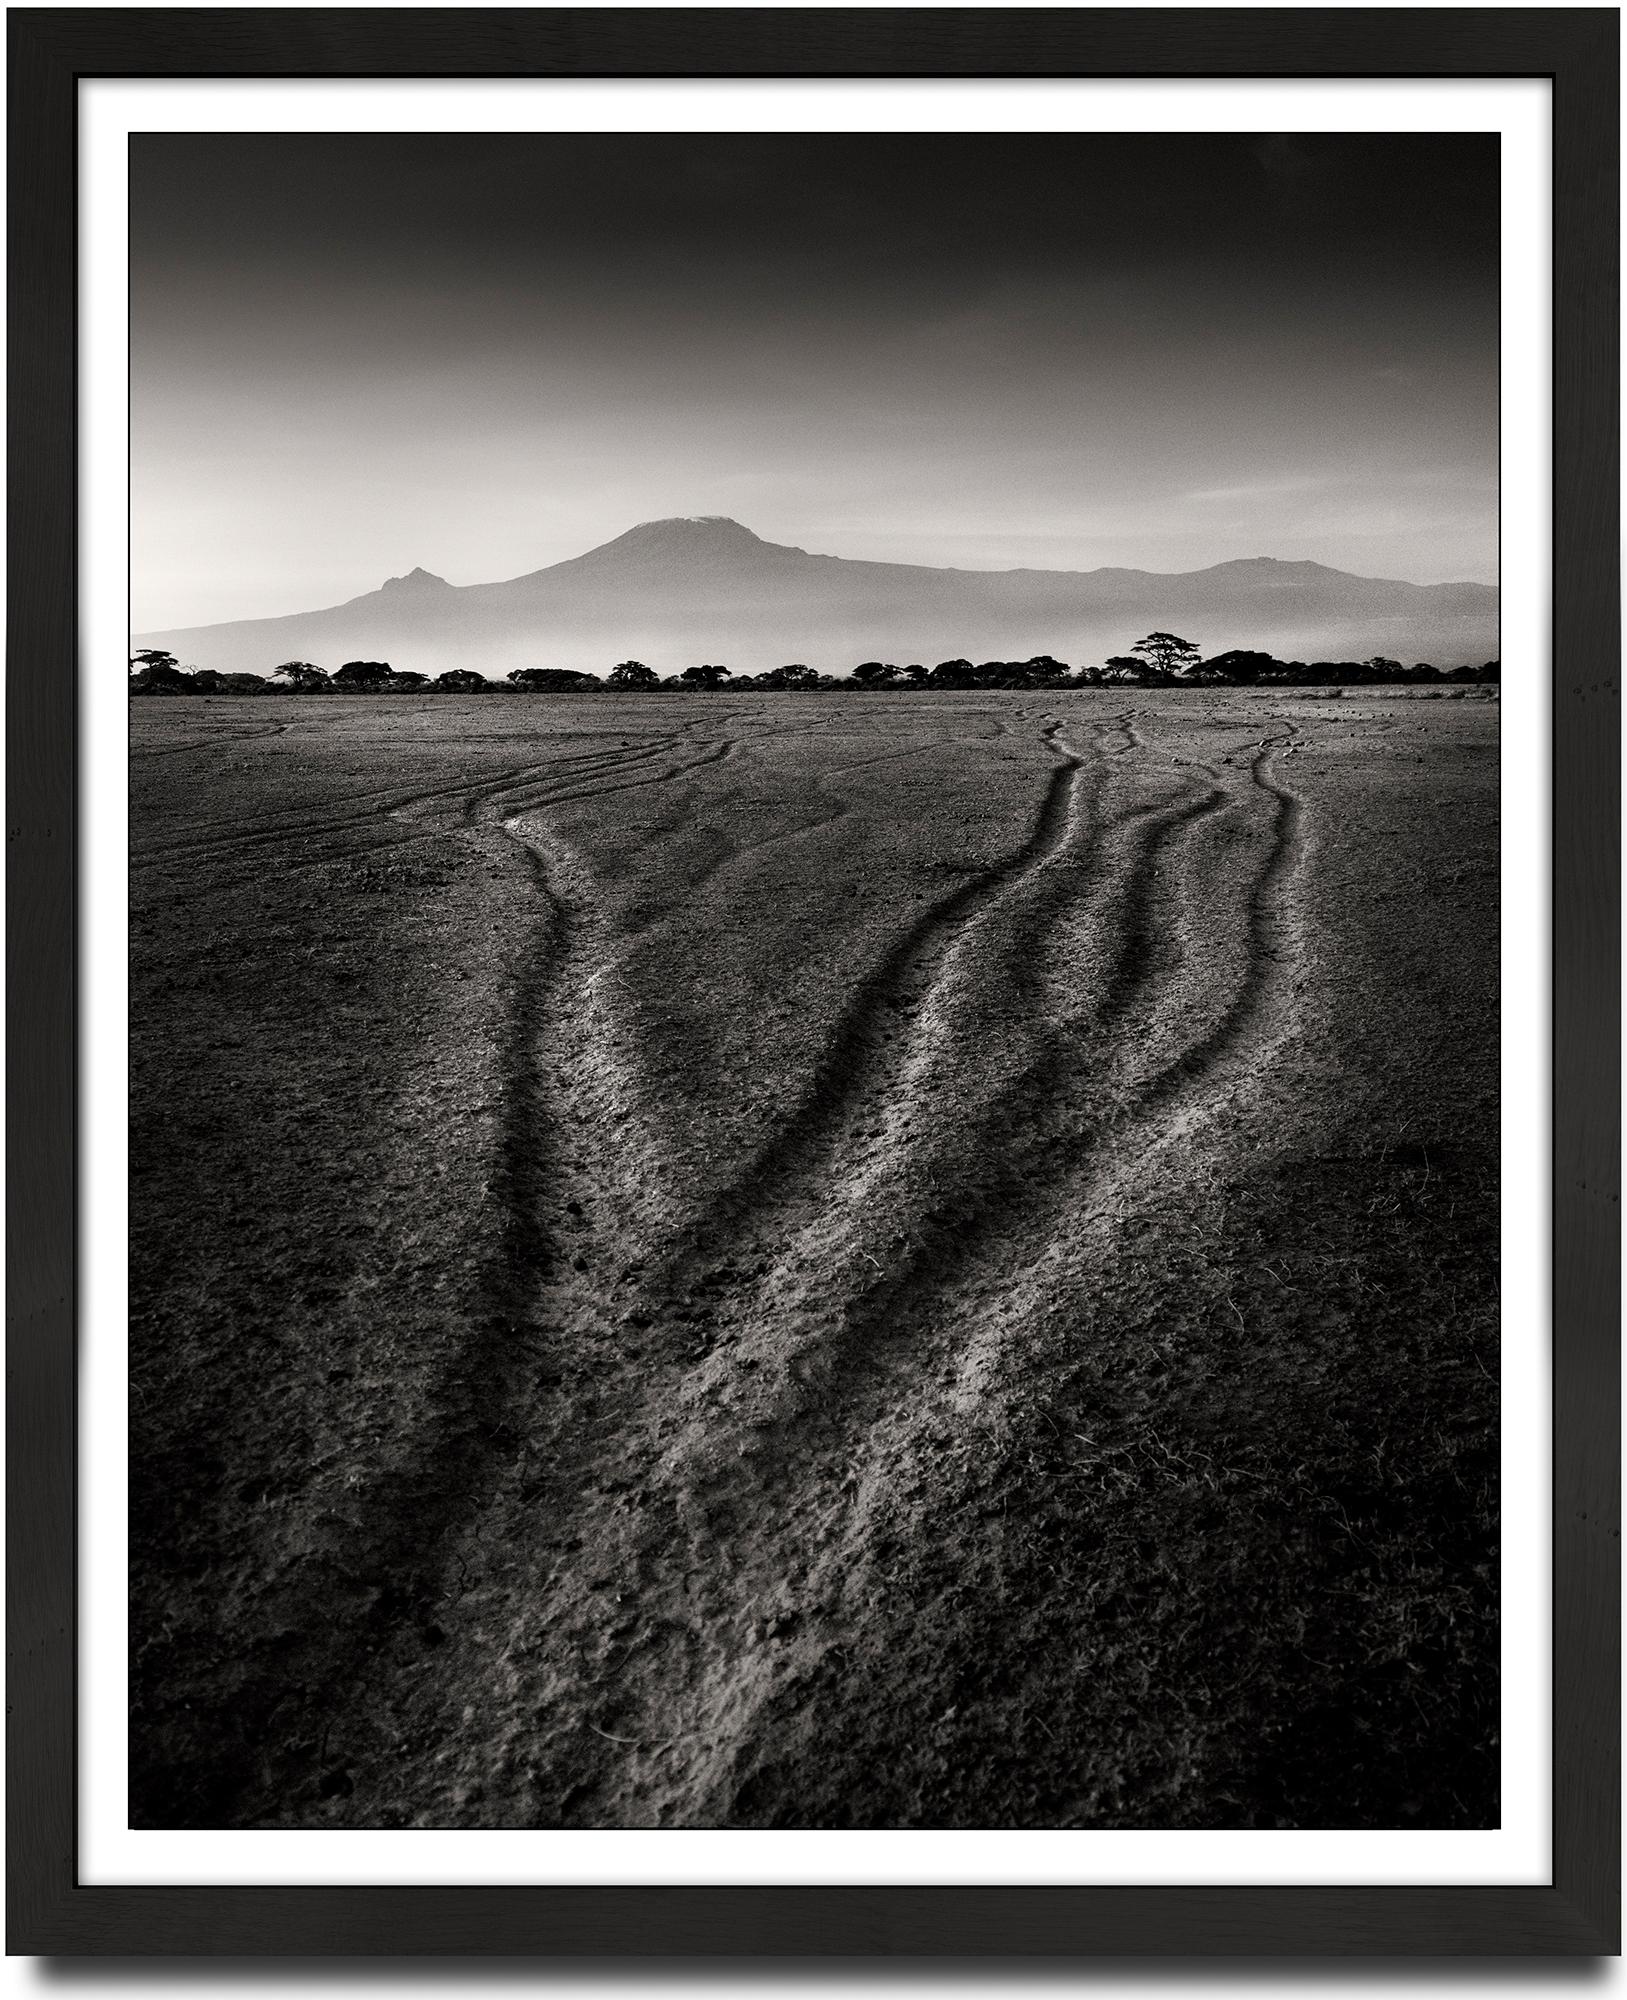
214 735 742 1823
149 734 673 847
133 736 680 864
170 737 699 1822
137 741 692 905
1124 730 1306 1121
682 777 1231 1408
680 755 1245 1459
170 837 575 1824
643 719 1112 1281
881 730 1308 1306
131 719 293 759
777 729 1310 1430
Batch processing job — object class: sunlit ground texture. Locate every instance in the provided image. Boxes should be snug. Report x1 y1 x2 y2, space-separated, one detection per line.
129 689 1499 1831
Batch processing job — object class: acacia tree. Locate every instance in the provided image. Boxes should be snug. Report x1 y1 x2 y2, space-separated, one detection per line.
128 649 190 693
851 661 899 688
273 660 328 691
334 659 393 690
609 660 659 687
1203 650 1279 686
1129 632 1202 680
1019 656 1071 687
927 659 975 688
679 663 731 688
509 668 596 691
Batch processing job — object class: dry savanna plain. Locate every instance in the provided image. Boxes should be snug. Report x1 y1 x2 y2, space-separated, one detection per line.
130 689 1499 1831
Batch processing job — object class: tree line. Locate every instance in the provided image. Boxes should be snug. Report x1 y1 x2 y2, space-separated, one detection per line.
129 632 1500 696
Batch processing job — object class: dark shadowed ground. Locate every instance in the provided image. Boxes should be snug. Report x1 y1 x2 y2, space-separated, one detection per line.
129 689 1499 1830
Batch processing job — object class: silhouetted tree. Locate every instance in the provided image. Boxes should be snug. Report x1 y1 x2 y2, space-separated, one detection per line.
128 649 193 694
899 664 928 686
609 660 659 687
334 659 393 689
851 661 899 687
1102 656 1146 684
927 658 976 688
273 660 328 690
968 655 1070 688
385 670 428 689
435 669 489 691
679 664 731 688
1129 632 1202 680
761 663 819 688
507 668 598 691
1203 649 1280 685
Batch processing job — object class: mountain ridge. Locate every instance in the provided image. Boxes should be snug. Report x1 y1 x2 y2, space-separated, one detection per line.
137 515 1499 676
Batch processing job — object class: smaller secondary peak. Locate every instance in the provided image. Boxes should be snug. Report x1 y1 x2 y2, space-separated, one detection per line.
381 566 450 591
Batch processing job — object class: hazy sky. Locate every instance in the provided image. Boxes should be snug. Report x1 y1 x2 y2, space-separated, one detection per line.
131 132 1498 628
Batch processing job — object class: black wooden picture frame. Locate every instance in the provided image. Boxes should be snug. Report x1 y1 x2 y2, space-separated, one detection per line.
7 5 1618 1958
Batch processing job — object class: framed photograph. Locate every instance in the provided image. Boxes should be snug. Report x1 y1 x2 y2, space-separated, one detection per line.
9 4 1618 1959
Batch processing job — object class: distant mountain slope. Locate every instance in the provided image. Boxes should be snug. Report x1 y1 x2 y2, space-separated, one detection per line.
136 516 1499 676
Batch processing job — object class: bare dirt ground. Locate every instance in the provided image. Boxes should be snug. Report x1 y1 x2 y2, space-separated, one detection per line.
129 689 1499 1830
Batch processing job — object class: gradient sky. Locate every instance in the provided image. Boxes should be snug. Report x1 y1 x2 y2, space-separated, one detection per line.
131 132 1498 628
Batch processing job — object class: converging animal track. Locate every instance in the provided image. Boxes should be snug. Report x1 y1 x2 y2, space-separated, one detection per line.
641 718 1109 1274
327 708 1316 1828
159 700 1315 1829
602 725 1311 1818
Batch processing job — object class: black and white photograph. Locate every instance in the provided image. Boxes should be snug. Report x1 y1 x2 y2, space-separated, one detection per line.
127 127 1501 1835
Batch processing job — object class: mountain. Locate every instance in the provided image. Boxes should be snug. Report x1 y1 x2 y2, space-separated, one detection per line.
135 517 1499 677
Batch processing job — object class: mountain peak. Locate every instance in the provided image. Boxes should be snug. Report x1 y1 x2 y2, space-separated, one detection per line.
554 514 809 576
381 566 450 592
1211 555 1335 574
615 516 765 547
